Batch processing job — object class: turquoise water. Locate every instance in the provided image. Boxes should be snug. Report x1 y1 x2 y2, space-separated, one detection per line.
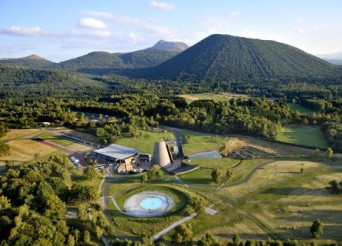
140 197 164 209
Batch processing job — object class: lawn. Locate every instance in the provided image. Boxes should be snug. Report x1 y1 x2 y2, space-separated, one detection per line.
276 125 327 149
116 129 175 153
286 103 315 117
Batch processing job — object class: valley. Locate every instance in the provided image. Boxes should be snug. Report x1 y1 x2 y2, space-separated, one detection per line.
0 31 341 246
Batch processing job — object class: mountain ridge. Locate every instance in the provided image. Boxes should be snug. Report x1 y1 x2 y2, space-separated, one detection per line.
125 34 335 82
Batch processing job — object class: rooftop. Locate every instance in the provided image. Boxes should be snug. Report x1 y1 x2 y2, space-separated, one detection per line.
93 144 138 160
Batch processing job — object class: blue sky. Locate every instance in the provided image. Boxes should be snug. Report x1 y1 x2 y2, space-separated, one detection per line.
1 0 341 61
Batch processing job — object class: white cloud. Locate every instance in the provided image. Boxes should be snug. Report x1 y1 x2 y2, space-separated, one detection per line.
1 26 45 36
85 11 178 40
93 30 111 37
79 18 107 29
149 0 175 11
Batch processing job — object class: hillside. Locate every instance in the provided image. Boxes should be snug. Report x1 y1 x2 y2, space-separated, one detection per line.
129 34 335 82
0 65 108 98
0 54 54 69
56 52 126 71
152 40 189 52
118 48 179 68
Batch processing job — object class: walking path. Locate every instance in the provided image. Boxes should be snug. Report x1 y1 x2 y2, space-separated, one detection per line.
152 213 198 241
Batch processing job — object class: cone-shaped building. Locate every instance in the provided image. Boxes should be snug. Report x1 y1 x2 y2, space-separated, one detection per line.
152 141 173 169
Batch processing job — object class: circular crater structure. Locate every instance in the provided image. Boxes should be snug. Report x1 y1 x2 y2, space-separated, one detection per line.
124 191 175 217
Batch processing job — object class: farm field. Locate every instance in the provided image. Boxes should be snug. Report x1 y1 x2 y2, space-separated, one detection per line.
276 125 327 149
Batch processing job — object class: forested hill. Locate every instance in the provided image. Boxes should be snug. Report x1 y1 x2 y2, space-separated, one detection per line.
56 52 127 71
56 48 181 72
127 34 335 82
0 65 108 98
0 54 55 69
118 48 179 68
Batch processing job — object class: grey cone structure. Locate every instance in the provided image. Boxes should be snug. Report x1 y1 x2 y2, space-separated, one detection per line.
151 141 173 169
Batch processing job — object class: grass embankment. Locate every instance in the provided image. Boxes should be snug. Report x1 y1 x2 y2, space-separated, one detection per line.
276 125 327 149
117 129 174 153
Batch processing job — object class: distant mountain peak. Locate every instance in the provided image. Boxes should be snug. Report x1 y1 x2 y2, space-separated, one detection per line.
23 54 46 60
152 40 189 52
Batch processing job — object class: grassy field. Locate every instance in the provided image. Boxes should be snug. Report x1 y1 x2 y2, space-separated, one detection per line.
116 129 175 153
1 128 43 141
179 92 249 103
181 130 228 154
0 139 57 166
286 103 315 117
276 125 327 149
216 160 342 241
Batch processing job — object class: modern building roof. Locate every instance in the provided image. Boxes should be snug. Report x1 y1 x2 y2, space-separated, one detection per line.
93 144 138 160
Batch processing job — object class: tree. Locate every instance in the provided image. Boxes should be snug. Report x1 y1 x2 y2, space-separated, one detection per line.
326 147 333 159
329 180 339 190
190 196 205 214
211 168 222 184
83 166 97 180
156 169 163 178
173 223 193 245
226 170 233 181
313 149 320 157
198 232 220 246
83 230 91 244
141 173 148 183
232 233 240 246
0 195 11 210
310 219 324 238
67 235 75 246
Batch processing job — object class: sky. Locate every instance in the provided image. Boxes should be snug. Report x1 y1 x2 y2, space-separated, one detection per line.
0 0 342 62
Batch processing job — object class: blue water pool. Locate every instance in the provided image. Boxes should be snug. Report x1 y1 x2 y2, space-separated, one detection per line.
140 197 164 210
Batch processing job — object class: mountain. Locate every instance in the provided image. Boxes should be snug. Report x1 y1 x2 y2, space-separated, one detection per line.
56 41 189 72
129 34 335 82
152 40 189 52
0 54 54 69
57 52 126 71
117 48 179 68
